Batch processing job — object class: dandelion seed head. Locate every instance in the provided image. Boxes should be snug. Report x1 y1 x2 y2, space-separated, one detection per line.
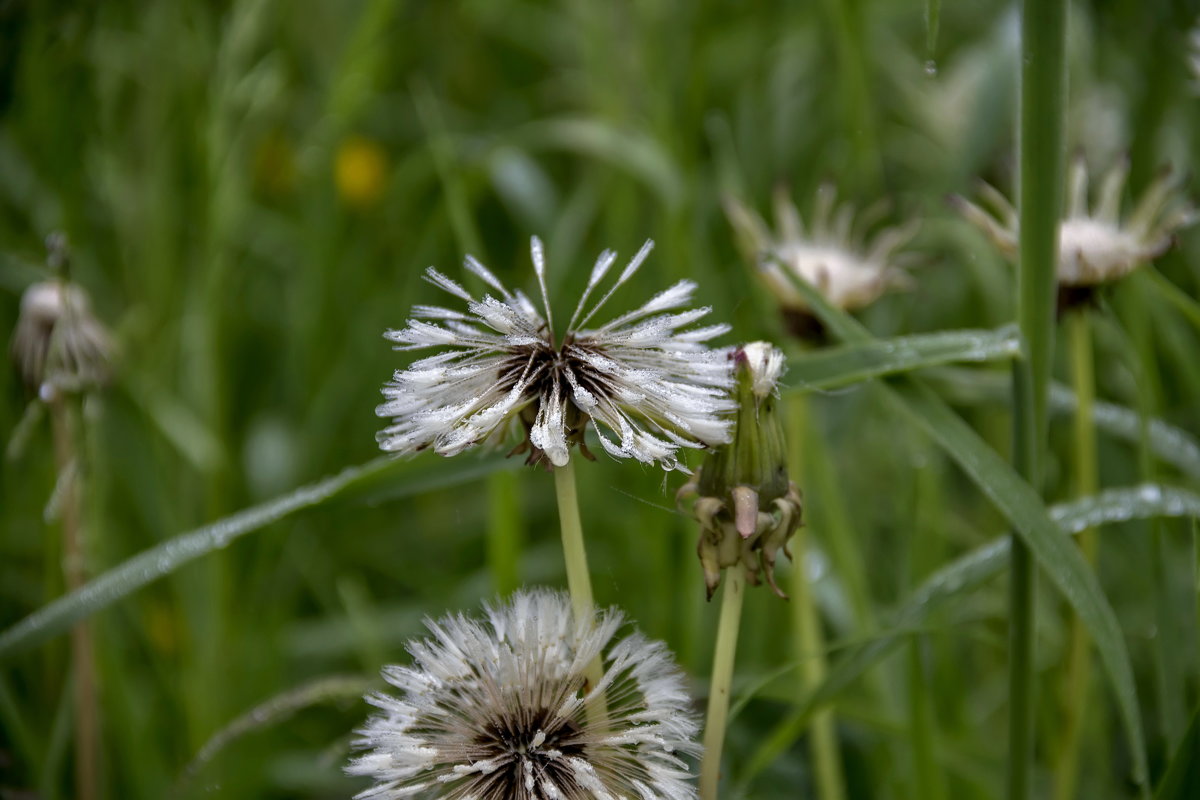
10 235 113 400
724 184 917 318
952 154 1197 288
347 589 701 800
377 238 736 471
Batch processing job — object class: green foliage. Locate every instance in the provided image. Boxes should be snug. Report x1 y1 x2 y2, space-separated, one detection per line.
2 2 1199 799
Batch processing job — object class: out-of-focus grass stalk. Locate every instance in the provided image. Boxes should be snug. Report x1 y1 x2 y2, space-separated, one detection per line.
910 435 947 800
413 79 527 606
1054 310 1098 800
552 460 607 725
700 568 745 800
50 396 97 800
817 0 882 190
787 396 847 800
1123 278 1186 748
1010 2 1068 798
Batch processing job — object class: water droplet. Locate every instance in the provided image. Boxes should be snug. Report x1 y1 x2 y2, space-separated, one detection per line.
924 59 938 77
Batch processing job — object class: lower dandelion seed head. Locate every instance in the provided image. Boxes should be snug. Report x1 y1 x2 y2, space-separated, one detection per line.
376 237 735 471
347 589 701 800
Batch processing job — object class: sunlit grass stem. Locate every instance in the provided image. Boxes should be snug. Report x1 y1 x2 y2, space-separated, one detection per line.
552 459 608 724
50 396 97 800
1011 1 1068 798
700 568 745 800
1054 310 1098 800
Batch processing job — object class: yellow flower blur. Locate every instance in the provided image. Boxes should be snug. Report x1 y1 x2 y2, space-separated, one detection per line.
335 135 388 208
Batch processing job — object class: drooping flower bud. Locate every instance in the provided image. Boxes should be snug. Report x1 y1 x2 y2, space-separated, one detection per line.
10 234 113 401
678 341 803 599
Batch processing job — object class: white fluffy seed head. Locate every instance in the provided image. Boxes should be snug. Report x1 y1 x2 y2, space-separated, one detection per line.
347 589 701 800
376 239 735 471
724 185 917 314
12 279 113 400
952 155 1197 287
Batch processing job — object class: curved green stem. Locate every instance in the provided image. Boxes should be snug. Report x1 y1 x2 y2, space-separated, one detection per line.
700 568 745 800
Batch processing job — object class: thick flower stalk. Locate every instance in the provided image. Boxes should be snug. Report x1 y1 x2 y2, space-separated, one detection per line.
10 233 112 800
724 184 917 337
377 237 735 471
951 154 1197 300
347 589 700 800
678 342 802 600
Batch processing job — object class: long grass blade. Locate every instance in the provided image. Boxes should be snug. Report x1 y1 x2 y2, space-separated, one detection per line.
784 325 1020 392
736 484 1200 789
771 262 1150 789
927 368 1200 482
0 455 513 660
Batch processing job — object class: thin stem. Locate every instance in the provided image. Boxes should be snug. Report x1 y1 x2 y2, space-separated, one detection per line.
552 459 607 724
50 396 98 800
788 396 847 800
793 528 847 800
700 568 745 800
1011 1 1068 798
1054 310 1098 800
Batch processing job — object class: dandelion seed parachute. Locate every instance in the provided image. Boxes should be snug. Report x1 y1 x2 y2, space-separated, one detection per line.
347 589 701 800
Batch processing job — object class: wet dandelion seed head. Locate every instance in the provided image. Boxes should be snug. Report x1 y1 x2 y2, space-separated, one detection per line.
346 589 701 800
376 237 736 471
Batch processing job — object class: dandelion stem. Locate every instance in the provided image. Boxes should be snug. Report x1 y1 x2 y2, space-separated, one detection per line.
50 395 98 800
1054 310 1098 800
552 459 607 724
700 568 745 800
1010 0 1067 797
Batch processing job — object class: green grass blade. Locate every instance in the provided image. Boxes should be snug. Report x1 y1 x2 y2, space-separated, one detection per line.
927 368 1200 482
0 454 513 660
176 673 375 792
770 265 1149 789
784 326 1020 392
737 484 1200 789
1154 705 1200 800
1144 268 1200 332
891 380 1147 788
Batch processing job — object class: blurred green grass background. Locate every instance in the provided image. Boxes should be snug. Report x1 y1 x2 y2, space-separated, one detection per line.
2 1 1200 798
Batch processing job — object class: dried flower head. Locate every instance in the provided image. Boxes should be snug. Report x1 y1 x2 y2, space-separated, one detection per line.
724 184 917 336
347 589 700 800
11 235 112 400
377 237 735 471
1190 19 1200 93
678 342 802 599
951 154 1197 289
